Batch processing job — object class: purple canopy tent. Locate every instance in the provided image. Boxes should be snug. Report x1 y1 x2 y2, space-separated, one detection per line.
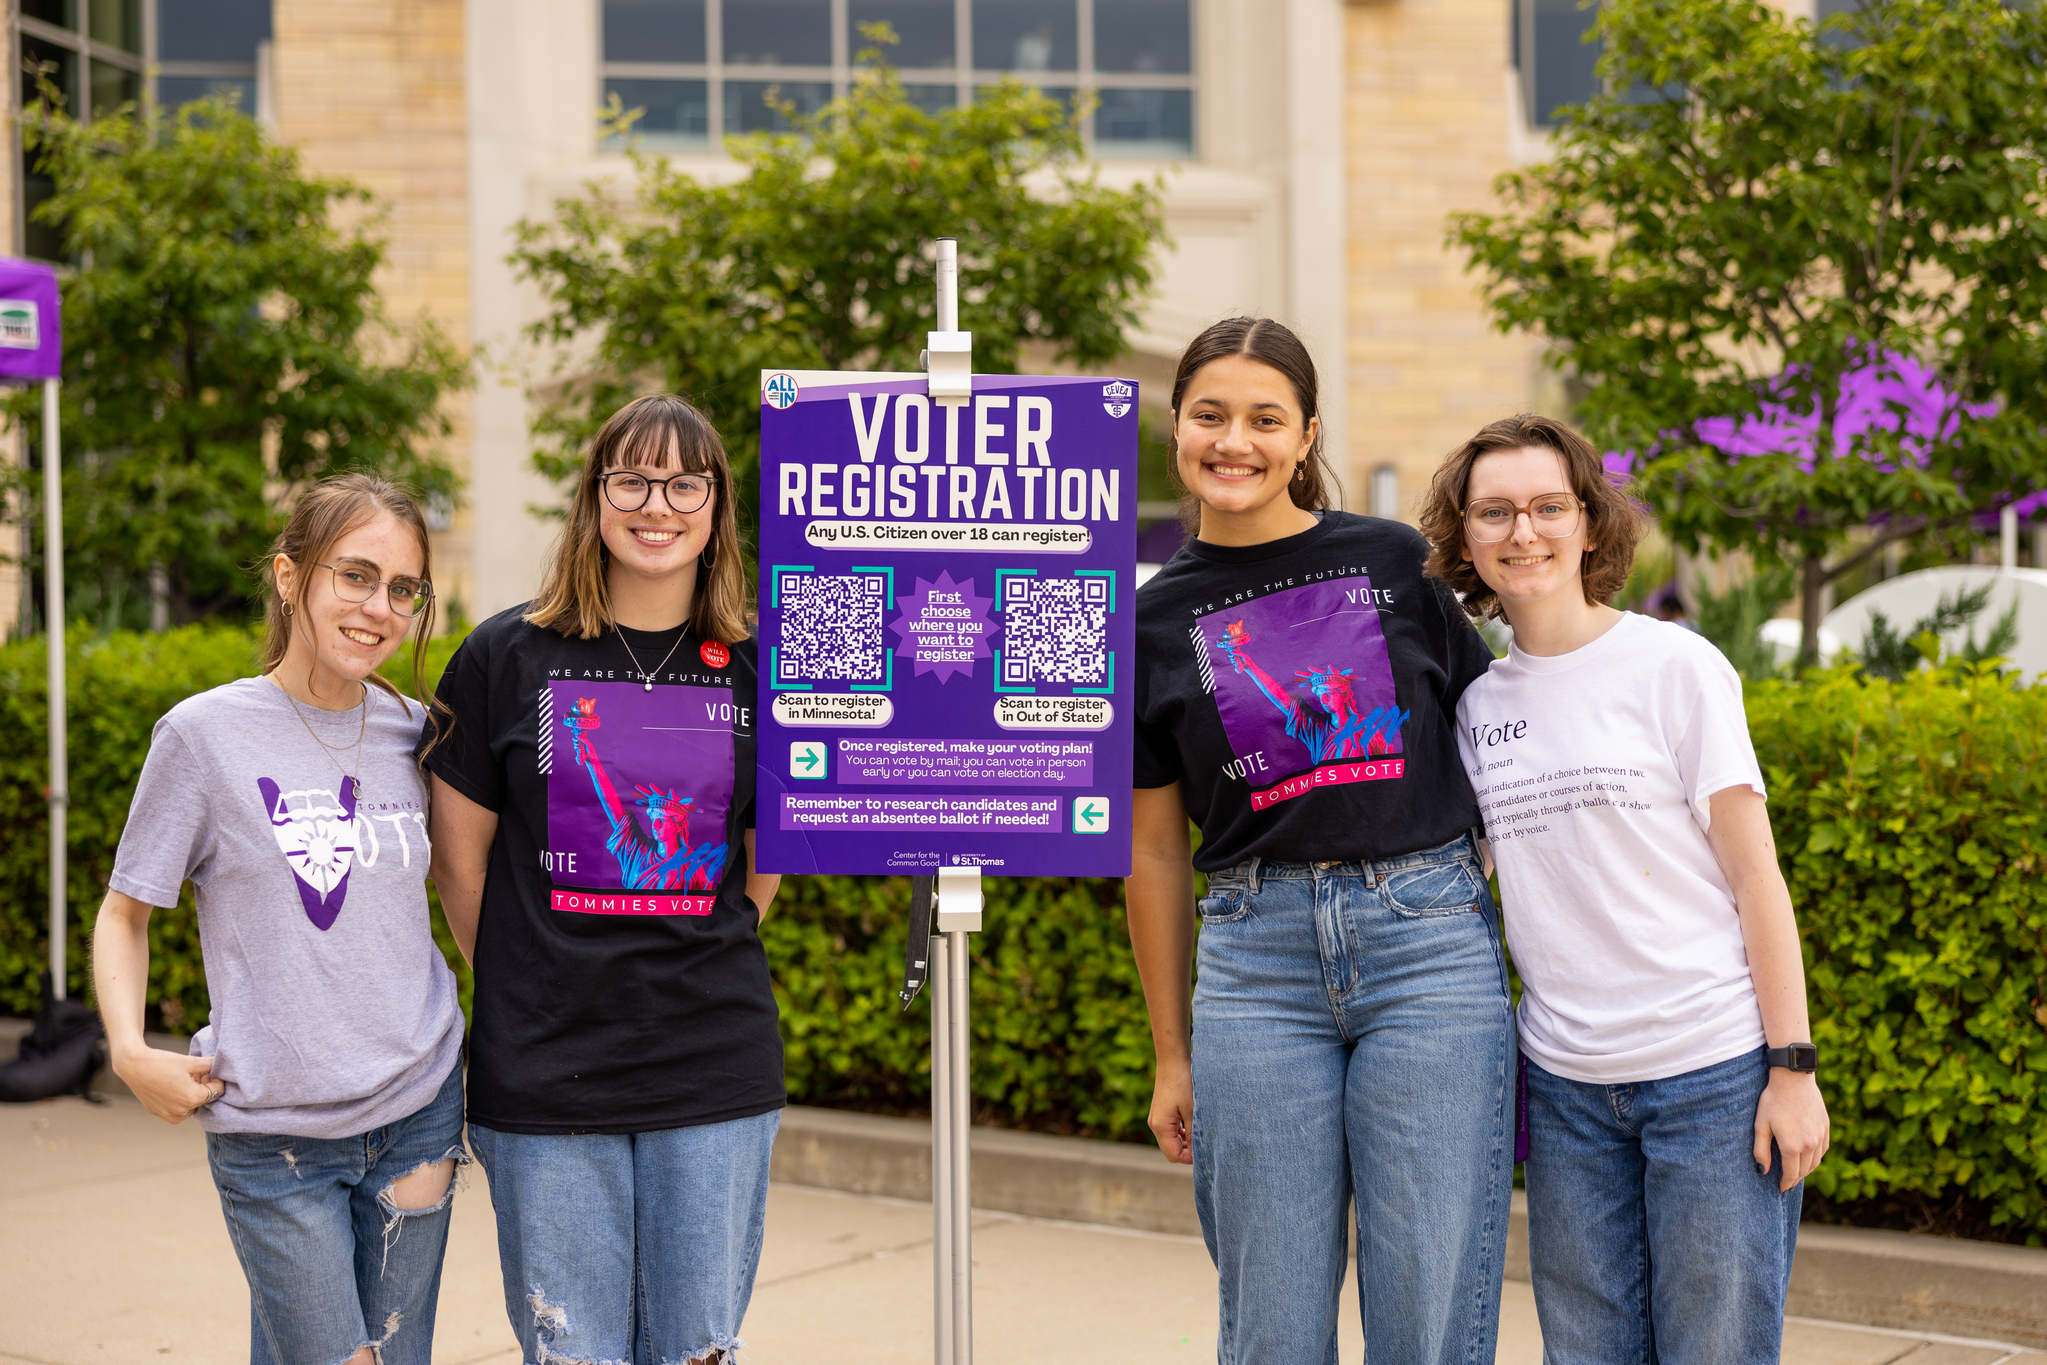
0 259 67 1000
1609 352 2039 580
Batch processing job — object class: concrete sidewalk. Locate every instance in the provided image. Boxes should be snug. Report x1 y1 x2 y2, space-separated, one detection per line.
4 1094 2041 1365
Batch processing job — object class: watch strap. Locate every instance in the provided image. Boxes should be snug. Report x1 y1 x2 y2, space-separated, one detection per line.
1766 1043 1819 1073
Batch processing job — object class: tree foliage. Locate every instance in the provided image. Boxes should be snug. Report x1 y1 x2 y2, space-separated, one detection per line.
6 94 464 629
1452 0 2047 662
512 50 1167 508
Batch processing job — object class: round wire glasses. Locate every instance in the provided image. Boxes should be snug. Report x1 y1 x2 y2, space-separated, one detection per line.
1463 492 1584 544
317 562 433 617
600 470 716 514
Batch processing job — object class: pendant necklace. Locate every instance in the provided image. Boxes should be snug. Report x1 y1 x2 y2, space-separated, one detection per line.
614 621 688 692
276 675 369 802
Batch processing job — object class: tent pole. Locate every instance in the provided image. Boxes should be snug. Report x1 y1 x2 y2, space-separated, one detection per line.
43 376 65 1001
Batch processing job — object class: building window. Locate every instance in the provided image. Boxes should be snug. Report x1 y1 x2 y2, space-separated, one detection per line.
16 0 147 259
1370 464 1400 521
599 0 1194 157
1511 0 1600 130
157 0 272 118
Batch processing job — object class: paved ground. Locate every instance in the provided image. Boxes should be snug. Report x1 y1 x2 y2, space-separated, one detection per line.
3 1094 2040 1365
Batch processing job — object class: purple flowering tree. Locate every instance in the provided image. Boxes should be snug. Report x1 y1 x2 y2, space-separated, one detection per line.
1452 0 2047 663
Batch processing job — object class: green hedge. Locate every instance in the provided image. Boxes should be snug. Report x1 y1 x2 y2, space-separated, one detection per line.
4 629 2043 1237
1750 663 2047 1243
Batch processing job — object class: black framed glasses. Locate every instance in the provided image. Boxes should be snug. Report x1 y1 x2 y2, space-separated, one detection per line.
600 470 717 514
1463 492 1584 544
317 562 434 617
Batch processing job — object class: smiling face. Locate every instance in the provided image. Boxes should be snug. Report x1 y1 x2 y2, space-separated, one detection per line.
600 434 716 598
1173 354 1319 527
1461 446 1595 611
274 509 425 704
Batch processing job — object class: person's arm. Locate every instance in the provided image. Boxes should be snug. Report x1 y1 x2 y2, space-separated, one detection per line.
1707 784 1830 1193
91 890 221 1123
428 774 498 967
1127 782 1198 1164
744 829 780 922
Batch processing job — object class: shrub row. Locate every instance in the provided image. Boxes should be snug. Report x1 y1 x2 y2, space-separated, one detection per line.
3 629 2043 1237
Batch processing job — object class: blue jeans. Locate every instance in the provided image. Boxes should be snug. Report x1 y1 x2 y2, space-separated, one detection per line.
1191 836 1517 1365
205 1061 468 1365
467 1109 780 1365
1524 1047 1801 1365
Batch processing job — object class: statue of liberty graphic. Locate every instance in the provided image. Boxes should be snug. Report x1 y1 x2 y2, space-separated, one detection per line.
561 697 728 892
1212 620 1409 764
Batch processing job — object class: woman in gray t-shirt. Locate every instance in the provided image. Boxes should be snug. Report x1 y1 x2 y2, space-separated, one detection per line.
94 474 467 1365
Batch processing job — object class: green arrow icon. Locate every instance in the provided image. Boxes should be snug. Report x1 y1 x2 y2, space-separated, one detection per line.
798 748 820 770
1080 802 1101 826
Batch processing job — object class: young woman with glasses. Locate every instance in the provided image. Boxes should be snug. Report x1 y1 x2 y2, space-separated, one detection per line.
1127 318 1515 1362
1421 413 1829 1363
94 474 465 1365
425 394 781 1365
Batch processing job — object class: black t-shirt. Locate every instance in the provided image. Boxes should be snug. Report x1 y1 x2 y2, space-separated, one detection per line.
1133 511 1495 872
425 606 783 1135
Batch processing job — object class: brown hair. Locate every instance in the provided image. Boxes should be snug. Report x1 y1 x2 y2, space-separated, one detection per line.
524 394 752 643
260 472 449 754
1168 317 1341 526
1420 412 1644 620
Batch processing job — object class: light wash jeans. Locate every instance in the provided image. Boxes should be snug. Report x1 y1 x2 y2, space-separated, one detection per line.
467 1109 780 1365
1191 835 1517 1365
204 1061 468 1365
1524 1047 1801 1365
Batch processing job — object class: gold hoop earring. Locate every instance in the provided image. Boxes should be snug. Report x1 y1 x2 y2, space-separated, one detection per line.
702 539 717 571
282 601 292 617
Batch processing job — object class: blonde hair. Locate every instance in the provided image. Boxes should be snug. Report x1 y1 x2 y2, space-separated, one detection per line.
259 473 450 755
524 394 752 644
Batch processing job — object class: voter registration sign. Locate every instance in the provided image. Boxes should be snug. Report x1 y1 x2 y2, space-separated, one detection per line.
755 370 1138 877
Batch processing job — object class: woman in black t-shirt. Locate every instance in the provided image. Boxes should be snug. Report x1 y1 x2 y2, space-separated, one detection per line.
1129 319 1514 1363
426 395 782 1365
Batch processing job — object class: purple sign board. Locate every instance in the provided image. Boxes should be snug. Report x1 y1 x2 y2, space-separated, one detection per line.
756 370 1138 876
0 258 61 382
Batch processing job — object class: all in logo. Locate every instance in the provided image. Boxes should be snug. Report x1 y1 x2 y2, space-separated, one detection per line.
763 371 800 410
1101 380 1134 419
0 301 39 351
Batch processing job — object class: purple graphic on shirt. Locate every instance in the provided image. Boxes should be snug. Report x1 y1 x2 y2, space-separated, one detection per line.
889 570 994 683
546 681 735 896
1197 578 1408 802
258 777 358 930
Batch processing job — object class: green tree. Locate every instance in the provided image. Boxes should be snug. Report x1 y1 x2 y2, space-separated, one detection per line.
512 46 1167 506
1451 0 2047 664
7 93 464 629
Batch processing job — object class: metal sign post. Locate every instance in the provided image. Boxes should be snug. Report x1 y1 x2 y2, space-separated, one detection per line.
754 236 1137 1365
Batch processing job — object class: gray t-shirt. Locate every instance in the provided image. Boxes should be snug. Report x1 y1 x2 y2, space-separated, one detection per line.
110 676 464 1139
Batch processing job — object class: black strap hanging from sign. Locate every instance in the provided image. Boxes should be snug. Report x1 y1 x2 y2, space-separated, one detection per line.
900 875 936 1010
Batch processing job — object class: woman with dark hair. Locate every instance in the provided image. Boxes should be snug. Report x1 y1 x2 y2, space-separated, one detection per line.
1421 413 1828 1363
1127 318 1514 1362
426 394 781 1365
95 473 464 1365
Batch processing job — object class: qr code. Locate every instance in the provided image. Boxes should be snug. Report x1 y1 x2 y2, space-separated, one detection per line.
1001 576 1108 686
779 572 886 682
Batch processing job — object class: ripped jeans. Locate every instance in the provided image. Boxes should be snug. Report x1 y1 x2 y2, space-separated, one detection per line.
205 1061 468 1365
467 1108 780 1365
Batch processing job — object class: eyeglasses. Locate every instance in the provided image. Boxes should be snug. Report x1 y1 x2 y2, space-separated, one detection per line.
1463 492 1584 544
317 562 434 617
600 470 716 514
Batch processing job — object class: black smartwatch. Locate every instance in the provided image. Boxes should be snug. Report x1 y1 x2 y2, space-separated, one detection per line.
1766 1043 1818 1074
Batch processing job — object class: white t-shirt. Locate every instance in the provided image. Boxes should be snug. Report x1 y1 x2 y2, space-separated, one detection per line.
1456 612 1766 1085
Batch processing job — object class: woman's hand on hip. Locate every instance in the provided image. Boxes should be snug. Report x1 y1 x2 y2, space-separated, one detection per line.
1150 1058 1194 1165
115 1045 224 1125
1754 1068 1830 1192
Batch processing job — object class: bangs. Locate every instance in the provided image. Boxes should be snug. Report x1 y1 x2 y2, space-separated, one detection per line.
597 395 724 473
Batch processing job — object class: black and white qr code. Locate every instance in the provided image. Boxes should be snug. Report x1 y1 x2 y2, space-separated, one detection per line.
1001 576 1108 686
779 572 886 682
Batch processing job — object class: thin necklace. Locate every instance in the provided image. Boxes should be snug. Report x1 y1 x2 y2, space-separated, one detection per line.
273 674 368 801
614 619 689 692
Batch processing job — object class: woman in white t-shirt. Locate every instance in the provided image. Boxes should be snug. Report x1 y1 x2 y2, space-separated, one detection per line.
1419 413 1830 1364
